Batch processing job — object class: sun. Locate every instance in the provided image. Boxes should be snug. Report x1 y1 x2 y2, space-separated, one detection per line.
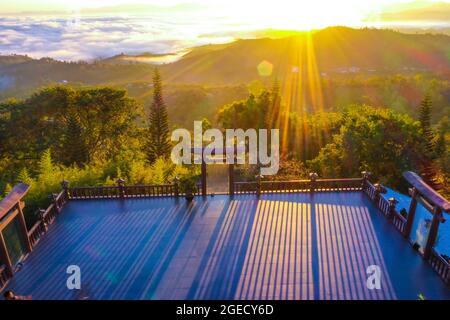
214 0 374 31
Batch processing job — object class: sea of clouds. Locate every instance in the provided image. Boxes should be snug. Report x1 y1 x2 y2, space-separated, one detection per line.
0 13 237 61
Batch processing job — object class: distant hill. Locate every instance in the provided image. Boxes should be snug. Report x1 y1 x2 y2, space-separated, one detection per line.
159 27 450 85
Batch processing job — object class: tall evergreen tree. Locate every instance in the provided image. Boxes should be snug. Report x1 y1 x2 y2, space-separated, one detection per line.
65 114 88 166
418 94 440 189
418 94 435 155
147 68 171 162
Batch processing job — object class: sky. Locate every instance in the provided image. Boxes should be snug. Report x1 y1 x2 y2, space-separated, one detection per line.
0 0 449 61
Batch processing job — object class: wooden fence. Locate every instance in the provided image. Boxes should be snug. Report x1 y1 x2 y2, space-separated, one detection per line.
67 183 203 200
363 181 407 234
430 249 450 285
235 178 362 195
27 190 68 248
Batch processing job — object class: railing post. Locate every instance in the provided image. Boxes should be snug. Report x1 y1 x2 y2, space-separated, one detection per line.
117 178 125 198
229 163 235 196
61 180 70 200
423 207 443 260
172 176 179 197
403 187 418 238
256 174 263 197
49 193 61 213
309 172 318 193
361 171 371 190
388 197 399 219
38 209 48 232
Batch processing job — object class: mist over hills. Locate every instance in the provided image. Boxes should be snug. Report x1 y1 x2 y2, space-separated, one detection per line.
1 27 450 91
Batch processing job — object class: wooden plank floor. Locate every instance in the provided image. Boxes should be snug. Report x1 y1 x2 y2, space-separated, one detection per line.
3 193 450 300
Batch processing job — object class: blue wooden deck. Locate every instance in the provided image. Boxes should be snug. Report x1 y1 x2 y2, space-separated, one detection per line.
4 192 450 300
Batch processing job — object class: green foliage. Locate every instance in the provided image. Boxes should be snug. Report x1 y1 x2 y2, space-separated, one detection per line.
64 113 88 166
218 90 273 130
179 173 199 195
307 105 427 189
147 68 171 162
418 94 435 155
1 85 142 166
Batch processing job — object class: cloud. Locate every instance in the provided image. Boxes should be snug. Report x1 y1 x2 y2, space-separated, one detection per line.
0 14 226 61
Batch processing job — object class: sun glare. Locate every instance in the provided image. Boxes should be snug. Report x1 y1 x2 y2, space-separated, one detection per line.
224 0 370 30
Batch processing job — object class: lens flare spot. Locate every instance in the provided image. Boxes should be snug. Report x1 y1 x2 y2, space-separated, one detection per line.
257 60 273 76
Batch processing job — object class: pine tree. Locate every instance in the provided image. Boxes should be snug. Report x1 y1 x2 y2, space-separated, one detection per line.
65 114 88 166
418 94 440 190
418 94 435 155
147 68 171 163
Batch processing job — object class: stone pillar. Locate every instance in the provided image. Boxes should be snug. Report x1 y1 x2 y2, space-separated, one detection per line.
116 178 125 198
388 197 399 219
309 172 318 193
38 209 48 233
361 171 371 190
61 180 70 199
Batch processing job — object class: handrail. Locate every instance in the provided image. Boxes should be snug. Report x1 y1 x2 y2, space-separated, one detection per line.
27 190 67 248
68 184 179 200
430 249 450 285
403 171 450 213
235 178 363 194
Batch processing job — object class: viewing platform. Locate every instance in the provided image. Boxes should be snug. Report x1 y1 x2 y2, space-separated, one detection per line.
0 172 449 299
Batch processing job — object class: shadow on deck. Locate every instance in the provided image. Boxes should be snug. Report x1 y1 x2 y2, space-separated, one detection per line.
4 193 450 300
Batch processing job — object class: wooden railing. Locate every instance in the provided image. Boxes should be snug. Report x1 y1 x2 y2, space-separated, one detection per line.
68 184 177 200
235 178 362 195
0 264 9 291
377 195 391 217
429 249 450 285
363 182 407 233
68 182 203 200
391 210 407 233
364 181 377 200
234 182 258 194
27 190 68 248
261 180 310 193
